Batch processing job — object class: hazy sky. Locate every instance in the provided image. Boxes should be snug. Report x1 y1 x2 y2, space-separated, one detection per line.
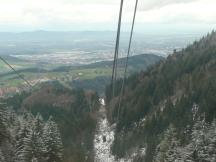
0 0 216 32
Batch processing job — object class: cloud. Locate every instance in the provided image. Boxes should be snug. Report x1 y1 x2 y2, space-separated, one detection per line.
0 0 215 31
138 0 200 10
136 0 216 24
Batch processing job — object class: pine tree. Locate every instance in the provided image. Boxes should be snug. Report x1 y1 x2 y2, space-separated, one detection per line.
153 125 181 162
43 116 63 162
0 106 8 144
175 146 194 162
0 149 5 162
21 129 34 162
164 126 181 162
206 120 216 162
153 118 215 162
191 117 209 161
14 120 32 162
154 131 169 162
180 116 213 162
15 113 48 162
31 113 46 162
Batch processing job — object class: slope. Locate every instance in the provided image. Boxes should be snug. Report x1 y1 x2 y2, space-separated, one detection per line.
3 81 100 162
0 54 163 95
106 31 216 161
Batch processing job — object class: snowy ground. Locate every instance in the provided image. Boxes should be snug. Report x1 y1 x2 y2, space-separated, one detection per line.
94 99 145 162
94 99 116 162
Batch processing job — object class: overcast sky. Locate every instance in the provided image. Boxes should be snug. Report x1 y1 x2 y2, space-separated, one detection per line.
0 0 216 32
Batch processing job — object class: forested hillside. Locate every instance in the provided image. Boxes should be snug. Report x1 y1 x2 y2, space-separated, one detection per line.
106 31 216 161
0 105 63 162
0 54 162 162
70 54 163 94
0 54 163 96
1 81 100 162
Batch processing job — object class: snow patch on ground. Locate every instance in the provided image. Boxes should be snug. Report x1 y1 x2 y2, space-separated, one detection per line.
99 98 105 106
94 115 115 162
94 99 146 162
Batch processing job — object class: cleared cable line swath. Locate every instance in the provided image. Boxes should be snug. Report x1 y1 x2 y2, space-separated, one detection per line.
111 0 124 97
117 0 139 121
0 56 33 88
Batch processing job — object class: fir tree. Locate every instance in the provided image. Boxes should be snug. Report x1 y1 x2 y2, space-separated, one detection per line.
0 149 5 162
206 120 216 162
15 113 48 162
31 113 46 162
21 130 34 162
0 106 8 144
181 116 214 162
154 125 180 162
190 117 209 161
165 127 181 162
14 120 32 162
43 116 63 162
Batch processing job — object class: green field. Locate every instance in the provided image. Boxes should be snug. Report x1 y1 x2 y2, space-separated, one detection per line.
0 61 7 69
0 67 114 87
0 54 163 90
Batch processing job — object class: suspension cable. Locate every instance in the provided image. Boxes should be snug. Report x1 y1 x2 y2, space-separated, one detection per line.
0 56 33 88
117 0 139 121
111 0 124 98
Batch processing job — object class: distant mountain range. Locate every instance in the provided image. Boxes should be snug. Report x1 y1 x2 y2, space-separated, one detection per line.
0 31 201 56
0 31 117 42
53 54 163 72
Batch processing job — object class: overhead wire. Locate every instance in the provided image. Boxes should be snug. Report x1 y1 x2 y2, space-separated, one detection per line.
0 56 33 88
117 0 139 122
111 0 124 98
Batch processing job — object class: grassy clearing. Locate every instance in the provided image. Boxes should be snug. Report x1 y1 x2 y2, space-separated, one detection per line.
0 67 116 88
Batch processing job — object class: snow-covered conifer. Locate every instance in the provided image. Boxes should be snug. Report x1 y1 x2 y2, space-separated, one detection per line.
206 120 216 162
0 106 8 143
154 125 180 162
14 120 32 162
31 113 46 162
0 149 5 162
43 116 63 162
